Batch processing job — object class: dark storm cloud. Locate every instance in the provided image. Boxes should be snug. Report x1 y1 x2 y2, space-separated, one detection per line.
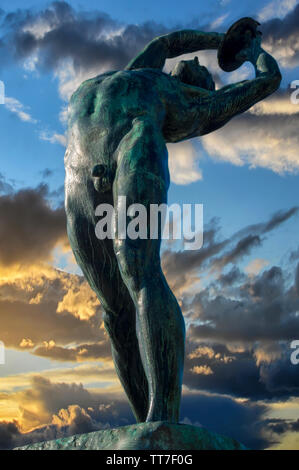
0 375 135 449
0 0 298 78
218 266 245 286
231 206 299 240
0 180 107 358
266 417 299 435
0 420 20 450
270 208 298 232
0 264 107 351
162 220 229 291
0 1 170 73
34 340 110 362
172 210 299 403
259 353 299 395
0 183 67 266
180 392 269 449
184 342 266 399
0 295 103 348
189 262 299 343
0 375 272 450
262 3 299 39
244 207 299 236
162 207 297 292
212 234 262 270
262 3 299 67
183 338 299 401
260 4 299 45
180 258 299 401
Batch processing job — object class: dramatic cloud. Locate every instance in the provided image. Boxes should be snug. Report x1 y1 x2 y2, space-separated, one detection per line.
262 3 299 68
0 184 67 267
258 0 297 22
0 421 20 450
201 94 299 175
0 1 170 98
162 207 298 294
160 207 299 405
0 374 134 449
0 266 106 351
180 256 299 402
180 392 270 450
33 340 110 362
1 2 299 451
2 2 299 180
0 373 275 450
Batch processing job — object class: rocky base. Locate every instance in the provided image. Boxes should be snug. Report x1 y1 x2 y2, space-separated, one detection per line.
14 421 247 450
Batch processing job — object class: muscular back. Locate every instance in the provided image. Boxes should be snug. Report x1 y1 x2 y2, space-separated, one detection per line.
66 70 166 169
65 66 212 176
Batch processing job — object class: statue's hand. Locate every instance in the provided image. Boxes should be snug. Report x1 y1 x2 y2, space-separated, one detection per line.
235 30 263 64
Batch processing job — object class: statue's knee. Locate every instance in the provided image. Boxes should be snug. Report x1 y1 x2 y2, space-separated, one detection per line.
114 236 143 265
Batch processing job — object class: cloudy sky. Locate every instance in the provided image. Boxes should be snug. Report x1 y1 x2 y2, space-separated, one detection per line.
0 0 299 450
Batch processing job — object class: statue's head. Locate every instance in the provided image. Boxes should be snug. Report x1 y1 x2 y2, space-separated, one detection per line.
171 57 215 91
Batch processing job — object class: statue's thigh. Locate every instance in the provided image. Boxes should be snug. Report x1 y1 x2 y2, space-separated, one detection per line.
66 194 133 315
112 120 170 287
113 117 170 207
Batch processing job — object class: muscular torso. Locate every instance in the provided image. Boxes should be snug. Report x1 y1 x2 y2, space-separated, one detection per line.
65 68 211 172
64 68 213 231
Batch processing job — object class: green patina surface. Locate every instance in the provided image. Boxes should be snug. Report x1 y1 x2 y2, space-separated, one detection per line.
15 421 247 450
64 21 281 425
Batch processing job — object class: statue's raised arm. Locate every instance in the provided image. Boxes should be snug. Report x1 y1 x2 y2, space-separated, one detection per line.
200 20 282 135
125 29 225 70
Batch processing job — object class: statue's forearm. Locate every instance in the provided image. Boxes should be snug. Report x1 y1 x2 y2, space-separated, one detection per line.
159 30 224 58
208 47 282 134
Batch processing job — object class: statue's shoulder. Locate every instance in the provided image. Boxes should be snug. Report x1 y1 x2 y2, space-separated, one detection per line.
67 71 117 126
69 71 118 106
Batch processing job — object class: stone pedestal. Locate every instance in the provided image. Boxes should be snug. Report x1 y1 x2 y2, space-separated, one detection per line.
15 421 247 450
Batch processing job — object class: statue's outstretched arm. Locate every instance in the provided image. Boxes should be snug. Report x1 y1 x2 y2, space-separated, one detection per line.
200 40 282 135
125 30 224 70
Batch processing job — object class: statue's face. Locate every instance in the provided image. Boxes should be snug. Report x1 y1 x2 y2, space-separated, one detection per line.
171 58 215 91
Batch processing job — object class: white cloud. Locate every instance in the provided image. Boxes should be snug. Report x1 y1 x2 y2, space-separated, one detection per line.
201 90 299 174
167 141 203 185
258 0 297 22
54 59 108 101
23 54 39 73
40 130 67 147
250 96 299 115
23 19 53 40
209 13 229 30
264 35 299 68
4 97 37 123
59 106 68 125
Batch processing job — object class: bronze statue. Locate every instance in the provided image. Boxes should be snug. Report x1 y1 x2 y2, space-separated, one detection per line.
64 18 281 423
